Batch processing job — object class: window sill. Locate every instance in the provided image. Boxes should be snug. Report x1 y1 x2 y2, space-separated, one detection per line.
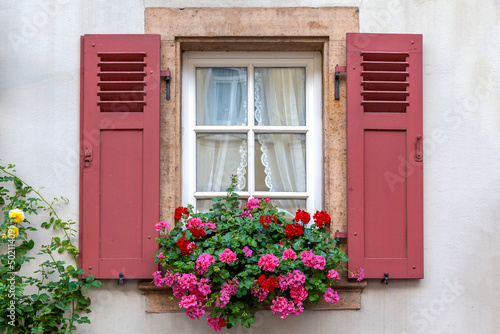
138 279 367 313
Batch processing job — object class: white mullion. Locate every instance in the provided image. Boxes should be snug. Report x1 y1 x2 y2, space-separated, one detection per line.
305 59 312 211
252 126 308 133
247 64 255 197
194 126 248 133
189 61 197 207
252 191 309 199
195 191 251 199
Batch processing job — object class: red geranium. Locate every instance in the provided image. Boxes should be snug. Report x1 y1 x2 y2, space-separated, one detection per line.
176 233 191 255
284 223 303 239
295 209 311 223
257 274 279 292
190 227 206 239
259 214 278 229
175 206 189 220
313 210 331 228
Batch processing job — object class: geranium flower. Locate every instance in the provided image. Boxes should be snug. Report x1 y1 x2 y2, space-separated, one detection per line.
313 210 331 228
186 218 203 229
155 221 170 231
9 209 24 224
258 253 280 271
175 206 189 220
207 313 226 332
245 198 260 210
327 269 340 280
242 246 253 257
351 267 365 281
284 223 303 239
196 253 215 273
190 227 205 239
282 249 297 260
324 287 339 303
219 248 237 264
294 209 310 223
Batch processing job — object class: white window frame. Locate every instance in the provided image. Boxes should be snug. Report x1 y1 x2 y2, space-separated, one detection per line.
182 51 322 212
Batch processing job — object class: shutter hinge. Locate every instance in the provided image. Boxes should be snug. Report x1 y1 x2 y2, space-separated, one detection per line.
335 65 346 100
160 69 171 101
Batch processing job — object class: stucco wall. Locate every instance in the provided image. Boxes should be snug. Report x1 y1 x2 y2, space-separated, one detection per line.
1 0 500 333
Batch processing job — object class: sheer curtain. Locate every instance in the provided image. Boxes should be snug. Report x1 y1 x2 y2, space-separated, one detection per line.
254 68 306 213
196 68 248 195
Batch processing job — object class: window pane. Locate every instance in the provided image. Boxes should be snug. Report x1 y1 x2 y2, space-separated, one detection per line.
271 199 306 220
196 68 247 126
254 133 306 192
197 133 248 192
254 68 306 126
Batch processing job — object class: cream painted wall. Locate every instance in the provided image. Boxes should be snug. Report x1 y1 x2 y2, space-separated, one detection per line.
1 0 499 333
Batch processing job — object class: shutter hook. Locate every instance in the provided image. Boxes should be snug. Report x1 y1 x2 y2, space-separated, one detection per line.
334 65 346 100
165 68 171 101
384 272 389 285
118 272 125 286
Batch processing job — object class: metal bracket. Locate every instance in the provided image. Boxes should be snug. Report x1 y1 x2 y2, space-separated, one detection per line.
334 65 346 100
334 230 347 247
118 272 125 286
384 272 389 285
161 69 171 101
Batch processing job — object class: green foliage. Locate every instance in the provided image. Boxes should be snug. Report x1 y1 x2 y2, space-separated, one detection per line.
0 164 98 333
156 175 349 330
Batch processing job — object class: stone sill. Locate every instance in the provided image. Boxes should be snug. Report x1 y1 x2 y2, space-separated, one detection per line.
138 280 367 313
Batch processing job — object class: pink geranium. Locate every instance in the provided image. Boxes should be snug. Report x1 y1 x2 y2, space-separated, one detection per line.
300 250 326 270
327 269 341 280
282 249 297 260
219 248 237 264
243 246 253 257
155 221 170 231
216 280 239 308
324 287 339 304
245 198 260 209
351 267 365 281
290 285 308 304
258 253 280 272
196 253 215 274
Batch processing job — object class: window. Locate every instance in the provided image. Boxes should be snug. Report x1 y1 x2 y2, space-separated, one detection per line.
182 52 322 216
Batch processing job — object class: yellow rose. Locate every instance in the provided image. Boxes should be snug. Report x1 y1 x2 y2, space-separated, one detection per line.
1 233 6 239
9 209 24 224
8 226 19 238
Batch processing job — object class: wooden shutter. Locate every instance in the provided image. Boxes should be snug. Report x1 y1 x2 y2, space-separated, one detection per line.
347 33 423 279
80 34 161 279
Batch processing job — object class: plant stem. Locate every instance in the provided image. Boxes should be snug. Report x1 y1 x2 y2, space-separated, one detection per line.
1 167 78 267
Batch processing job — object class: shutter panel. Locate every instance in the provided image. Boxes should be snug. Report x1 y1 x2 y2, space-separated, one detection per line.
80 34 161 279
347 33 423 279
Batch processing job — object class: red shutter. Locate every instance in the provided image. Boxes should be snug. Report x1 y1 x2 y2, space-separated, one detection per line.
347 33 423 279
80 34 161 279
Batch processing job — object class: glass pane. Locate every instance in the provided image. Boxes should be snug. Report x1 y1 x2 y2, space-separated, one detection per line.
270 199 306 220
254 67 306 126
197 133 248 192
255 133 306 192
196 199 214 213
196 68 247 126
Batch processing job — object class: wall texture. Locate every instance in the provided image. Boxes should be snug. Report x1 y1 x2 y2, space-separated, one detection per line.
1 0 500 333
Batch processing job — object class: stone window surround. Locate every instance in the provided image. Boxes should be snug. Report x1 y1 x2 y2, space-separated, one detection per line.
138 7 367 312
